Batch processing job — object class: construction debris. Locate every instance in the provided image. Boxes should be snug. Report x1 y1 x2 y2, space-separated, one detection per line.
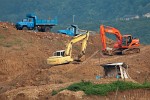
101 62 130 79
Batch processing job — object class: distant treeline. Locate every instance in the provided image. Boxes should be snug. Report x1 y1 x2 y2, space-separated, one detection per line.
0 0 149 23
0 0 149 44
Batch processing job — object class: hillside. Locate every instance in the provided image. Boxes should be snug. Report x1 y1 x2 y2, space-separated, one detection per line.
0 0 150 23
0 1 150 44
0 23 150 99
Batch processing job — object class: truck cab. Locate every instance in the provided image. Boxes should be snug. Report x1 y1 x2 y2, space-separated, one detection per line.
16 17 35 30
58 25 80 36
16 14 36 30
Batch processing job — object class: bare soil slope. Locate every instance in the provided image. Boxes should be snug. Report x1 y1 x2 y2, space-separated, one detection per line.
0 23 149 100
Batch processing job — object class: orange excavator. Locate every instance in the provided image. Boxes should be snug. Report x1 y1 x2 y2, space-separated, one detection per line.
100 25 140 55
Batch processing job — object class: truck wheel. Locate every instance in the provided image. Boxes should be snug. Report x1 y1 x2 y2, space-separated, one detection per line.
44 27 51 32
22 26 28 30
34 27 39 32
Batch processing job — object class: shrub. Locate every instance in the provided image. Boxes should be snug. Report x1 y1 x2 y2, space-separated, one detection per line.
64 81 150 96
51 90 58 96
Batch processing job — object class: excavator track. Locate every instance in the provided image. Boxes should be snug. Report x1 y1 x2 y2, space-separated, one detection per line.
122 48 140 55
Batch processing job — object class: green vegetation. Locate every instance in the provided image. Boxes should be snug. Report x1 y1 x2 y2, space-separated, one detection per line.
0 1 150 44
51 88 65 96
0 38 23 47
51 90 58 96
0 34 6 40
52 81 150 96
0 0 149 23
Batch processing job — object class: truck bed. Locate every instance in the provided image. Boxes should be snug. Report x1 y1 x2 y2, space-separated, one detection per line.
36 19 57 26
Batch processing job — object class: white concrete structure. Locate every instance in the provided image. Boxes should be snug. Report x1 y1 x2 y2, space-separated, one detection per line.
101 62 130 79
143 13 150 18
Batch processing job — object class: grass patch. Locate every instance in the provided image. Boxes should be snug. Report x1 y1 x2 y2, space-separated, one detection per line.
2 42 13 47
1 38 23 47
53 81 150 96
51 88 65 96
0 34 6 39
51 90 58 96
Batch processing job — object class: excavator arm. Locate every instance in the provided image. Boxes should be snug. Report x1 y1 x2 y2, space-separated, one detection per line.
65 31 90 59
47 31 89 65
100 25 122 51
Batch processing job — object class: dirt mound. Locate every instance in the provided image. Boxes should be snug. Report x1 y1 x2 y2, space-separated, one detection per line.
83 89 150 100
51 90 85 100
0 22 150 99
0 82 72 100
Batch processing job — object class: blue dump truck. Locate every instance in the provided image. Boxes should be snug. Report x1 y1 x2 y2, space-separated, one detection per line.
57 25 87 36
16 14 58 32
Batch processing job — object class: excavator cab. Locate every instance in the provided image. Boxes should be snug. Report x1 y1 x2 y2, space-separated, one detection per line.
53 50 65 57
122 35 132 46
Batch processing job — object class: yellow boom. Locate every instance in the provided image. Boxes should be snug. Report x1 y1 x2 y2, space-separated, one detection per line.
47 31 89 65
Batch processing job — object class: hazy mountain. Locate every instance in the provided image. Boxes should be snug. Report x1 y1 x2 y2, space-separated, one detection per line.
0 0 149 23
0 0 150 44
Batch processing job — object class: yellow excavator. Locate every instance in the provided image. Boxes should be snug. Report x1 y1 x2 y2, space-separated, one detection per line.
47 31 90 65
